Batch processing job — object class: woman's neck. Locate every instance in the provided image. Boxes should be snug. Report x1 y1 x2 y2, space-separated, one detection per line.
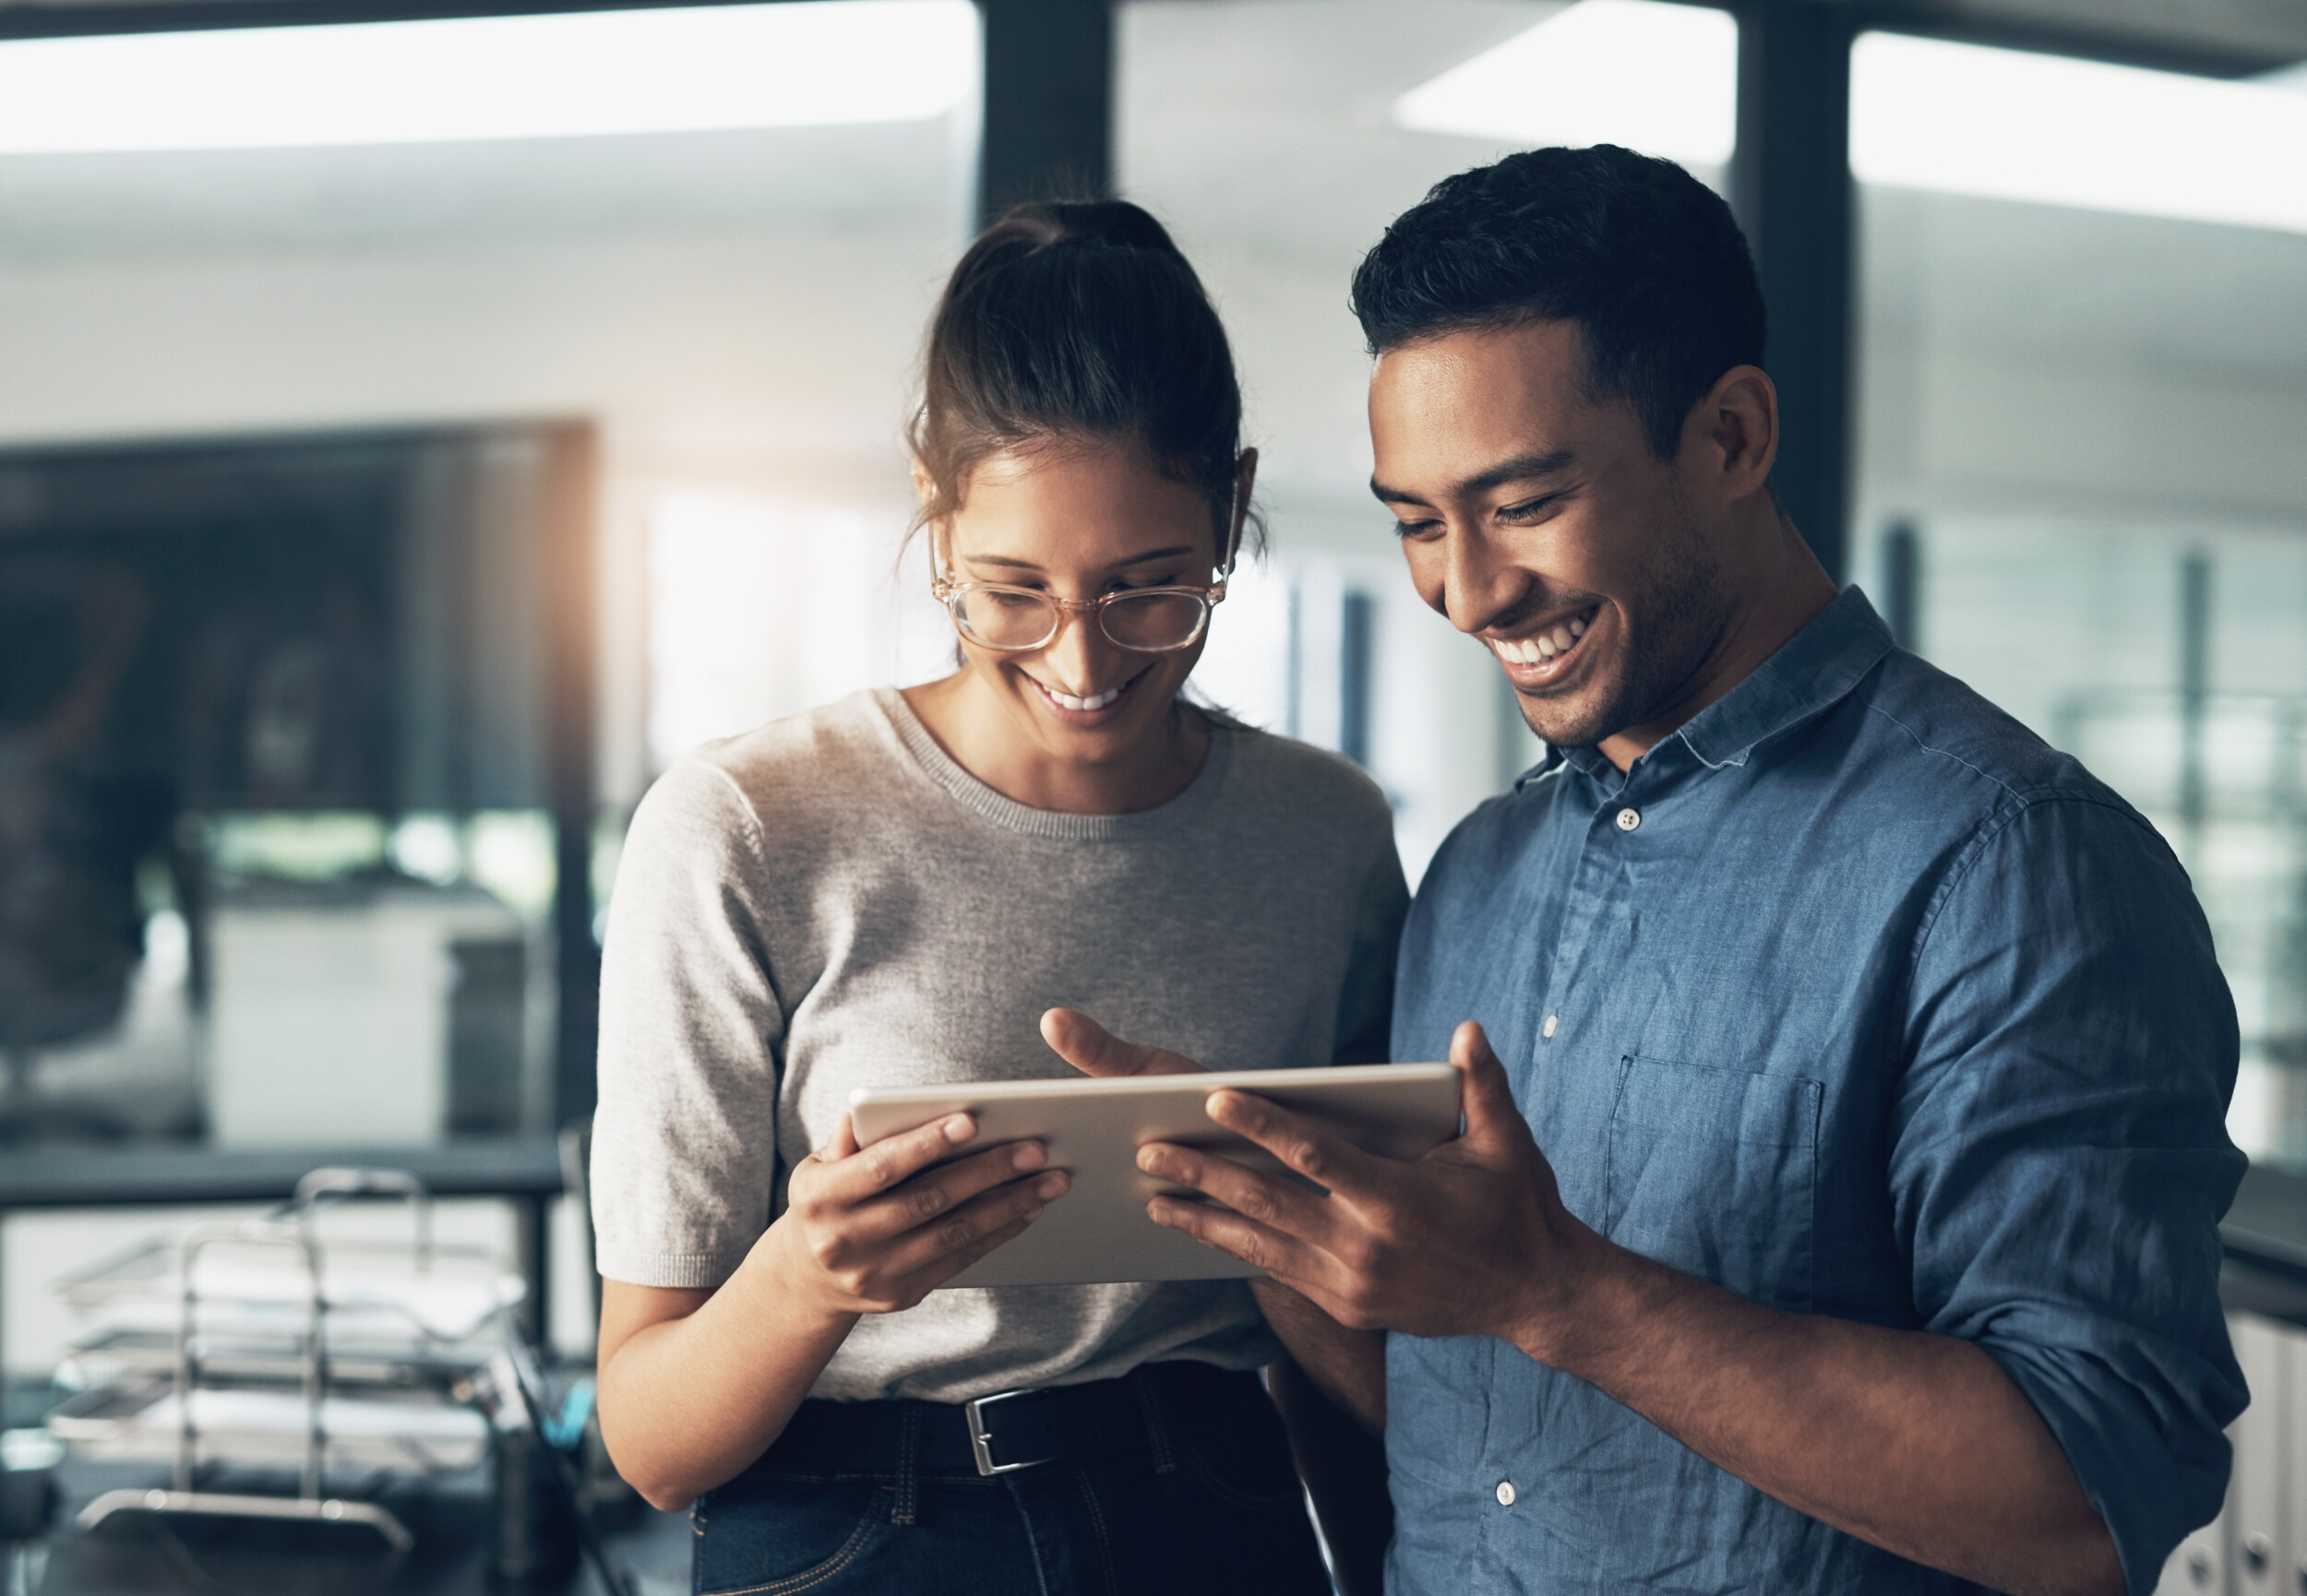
900 672 1210 816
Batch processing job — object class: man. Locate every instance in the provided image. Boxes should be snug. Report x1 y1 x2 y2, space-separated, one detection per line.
1046 145 2242 1594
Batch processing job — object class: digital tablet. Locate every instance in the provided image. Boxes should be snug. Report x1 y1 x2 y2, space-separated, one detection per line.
846 1064 1462 1288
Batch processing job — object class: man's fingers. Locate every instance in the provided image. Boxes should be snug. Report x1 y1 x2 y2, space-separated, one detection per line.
1202 1090 1386 1200
1447 1020 1523 1151
850 1140 1055 1242
1041 1007 1204 1078
1137 1137 1338 1245
1145 1192 1321 1286
820 1112 979 1203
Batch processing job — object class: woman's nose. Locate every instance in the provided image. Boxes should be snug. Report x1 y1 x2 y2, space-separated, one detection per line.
1041 603 1110 688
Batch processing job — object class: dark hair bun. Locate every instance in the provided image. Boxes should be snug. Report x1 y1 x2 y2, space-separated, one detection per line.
908 199 1252 563
985 198 1185 257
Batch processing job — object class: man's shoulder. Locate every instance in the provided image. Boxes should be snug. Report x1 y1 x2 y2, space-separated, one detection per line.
1842 648 2137 824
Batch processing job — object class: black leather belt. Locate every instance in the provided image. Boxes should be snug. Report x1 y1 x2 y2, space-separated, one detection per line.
766 1361 1256 1479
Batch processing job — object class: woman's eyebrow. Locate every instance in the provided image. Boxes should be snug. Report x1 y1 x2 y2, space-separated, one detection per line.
963 545 1198 573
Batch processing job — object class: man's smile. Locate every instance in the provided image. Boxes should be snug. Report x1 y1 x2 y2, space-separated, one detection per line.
1485 603 1599 685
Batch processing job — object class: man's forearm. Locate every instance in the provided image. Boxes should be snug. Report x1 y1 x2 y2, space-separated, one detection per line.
1254 1278 1386 1429
1522 1239 2122 1596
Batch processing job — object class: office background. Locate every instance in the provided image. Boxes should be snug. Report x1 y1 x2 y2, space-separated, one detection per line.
0 0 2301 1588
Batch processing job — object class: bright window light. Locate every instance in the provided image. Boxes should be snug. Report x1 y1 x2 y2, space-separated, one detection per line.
0 0 976 155
1852 32 2307 235
1393 0 1738 169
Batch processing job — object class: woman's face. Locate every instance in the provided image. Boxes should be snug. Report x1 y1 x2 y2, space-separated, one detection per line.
936 441 1225 767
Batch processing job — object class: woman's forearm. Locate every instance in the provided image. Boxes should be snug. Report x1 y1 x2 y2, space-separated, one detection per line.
598 1225 855 1509
1252 1278 1385 1428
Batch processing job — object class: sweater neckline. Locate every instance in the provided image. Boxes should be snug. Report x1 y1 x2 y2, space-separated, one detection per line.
872 686 1233 842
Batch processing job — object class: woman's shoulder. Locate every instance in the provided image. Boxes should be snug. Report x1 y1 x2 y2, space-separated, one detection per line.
635 690 909 841
1205 712 1395 841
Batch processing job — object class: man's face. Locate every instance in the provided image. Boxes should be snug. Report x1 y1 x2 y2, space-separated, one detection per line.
1369 319 1730 752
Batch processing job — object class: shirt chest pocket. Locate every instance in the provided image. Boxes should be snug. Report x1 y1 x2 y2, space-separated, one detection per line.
1603 1054 1821 1313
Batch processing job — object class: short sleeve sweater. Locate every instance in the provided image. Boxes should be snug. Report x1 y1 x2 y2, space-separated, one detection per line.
591 686 1408 1402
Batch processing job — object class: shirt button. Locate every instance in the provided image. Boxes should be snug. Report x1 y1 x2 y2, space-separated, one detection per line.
1542 1014 1559 1039
1615 806 1641 832
1495 1480 1517 1507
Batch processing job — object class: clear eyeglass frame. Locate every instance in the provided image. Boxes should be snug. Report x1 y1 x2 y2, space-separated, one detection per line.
928 521 1237 655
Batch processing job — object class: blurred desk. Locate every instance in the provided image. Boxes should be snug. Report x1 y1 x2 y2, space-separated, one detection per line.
0 1137 567 1346
2223 1161 2307 1283
29 1458 686 1596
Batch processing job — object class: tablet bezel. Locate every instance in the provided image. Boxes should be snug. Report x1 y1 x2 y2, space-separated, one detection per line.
846 1063 1462 1289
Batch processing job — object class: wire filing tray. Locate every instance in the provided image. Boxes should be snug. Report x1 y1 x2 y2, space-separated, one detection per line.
49 1168 529 1557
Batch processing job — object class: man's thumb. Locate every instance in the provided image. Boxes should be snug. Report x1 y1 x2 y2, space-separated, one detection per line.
1451 1020 1521 1141
1040 1008 1201 1077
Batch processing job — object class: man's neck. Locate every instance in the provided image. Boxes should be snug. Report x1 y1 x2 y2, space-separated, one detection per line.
1596 525 1840 773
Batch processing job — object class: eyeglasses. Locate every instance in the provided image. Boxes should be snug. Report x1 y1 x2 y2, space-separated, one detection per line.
929 528 1233 655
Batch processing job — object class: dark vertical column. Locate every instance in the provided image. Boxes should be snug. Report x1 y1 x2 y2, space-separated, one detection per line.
1339 590 1374 768
2178 549 2212 864
544 423 600 1133
1882 518 1921 650
1732 1 1856 585
976 0 1113 225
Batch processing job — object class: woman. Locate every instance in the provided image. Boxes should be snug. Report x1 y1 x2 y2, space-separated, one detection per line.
592 200 1405 1596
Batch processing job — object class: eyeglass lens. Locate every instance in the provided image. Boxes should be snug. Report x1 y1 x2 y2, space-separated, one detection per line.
952 589 1207 651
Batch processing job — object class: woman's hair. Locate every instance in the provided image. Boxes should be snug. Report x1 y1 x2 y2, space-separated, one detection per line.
907 199 1257 566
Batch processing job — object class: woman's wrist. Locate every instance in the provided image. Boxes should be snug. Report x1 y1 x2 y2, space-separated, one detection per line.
747 1213 866 1340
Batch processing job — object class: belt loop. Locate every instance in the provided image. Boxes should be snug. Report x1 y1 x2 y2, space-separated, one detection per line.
893 1403 921 1525
1130 1365 1177 1475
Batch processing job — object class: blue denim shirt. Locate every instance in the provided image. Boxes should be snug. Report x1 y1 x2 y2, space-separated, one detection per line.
1385 588 2244 1596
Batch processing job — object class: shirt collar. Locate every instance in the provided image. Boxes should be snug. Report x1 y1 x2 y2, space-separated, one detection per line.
1512 587 1895 788
1676 586 1893 770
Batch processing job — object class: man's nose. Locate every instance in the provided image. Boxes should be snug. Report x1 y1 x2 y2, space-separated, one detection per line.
1440 527 1527 635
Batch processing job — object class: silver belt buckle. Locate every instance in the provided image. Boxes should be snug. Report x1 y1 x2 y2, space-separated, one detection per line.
962 1388 1039 1476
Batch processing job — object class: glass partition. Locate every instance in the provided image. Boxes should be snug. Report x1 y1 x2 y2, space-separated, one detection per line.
0 1 979 1159
1118 0 1741 882
1847 38 2307 1161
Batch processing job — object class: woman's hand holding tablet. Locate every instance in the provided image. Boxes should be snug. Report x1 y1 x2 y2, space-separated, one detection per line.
771 1109 1072 1313
847 1019 1460 1289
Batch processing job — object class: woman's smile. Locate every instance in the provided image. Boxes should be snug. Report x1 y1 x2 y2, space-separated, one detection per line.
1021 661 1153 725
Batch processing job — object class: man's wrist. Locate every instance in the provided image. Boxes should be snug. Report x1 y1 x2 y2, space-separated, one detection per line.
1495 1221 1649 1378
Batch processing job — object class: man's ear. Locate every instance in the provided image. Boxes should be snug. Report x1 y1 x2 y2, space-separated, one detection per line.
1691 365 1778 503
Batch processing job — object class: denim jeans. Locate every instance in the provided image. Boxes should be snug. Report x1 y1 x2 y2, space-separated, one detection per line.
690 1373 1331 1596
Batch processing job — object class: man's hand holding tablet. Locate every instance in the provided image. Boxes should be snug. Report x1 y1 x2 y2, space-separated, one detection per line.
1041 1008 1576 1346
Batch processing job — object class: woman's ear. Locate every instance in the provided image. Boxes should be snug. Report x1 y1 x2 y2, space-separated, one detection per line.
910 458 938 510
1227 447 1261 567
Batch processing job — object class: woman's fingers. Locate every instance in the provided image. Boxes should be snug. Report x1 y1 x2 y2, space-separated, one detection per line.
885 1171 1070 1280
848 1139 1055 1243
816 1112 979 1204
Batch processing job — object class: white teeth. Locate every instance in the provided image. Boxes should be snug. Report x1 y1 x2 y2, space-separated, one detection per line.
1491 615 1591 667
1043 682 1121 712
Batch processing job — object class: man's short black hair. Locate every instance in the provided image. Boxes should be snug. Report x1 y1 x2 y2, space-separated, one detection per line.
1350 145 1766 458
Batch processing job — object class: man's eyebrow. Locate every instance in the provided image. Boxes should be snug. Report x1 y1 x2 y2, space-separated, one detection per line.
962 545 1199 572
1369 448 1579 507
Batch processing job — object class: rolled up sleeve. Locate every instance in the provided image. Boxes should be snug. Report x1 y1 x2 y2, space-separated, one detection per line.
1893 794 2246 1593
